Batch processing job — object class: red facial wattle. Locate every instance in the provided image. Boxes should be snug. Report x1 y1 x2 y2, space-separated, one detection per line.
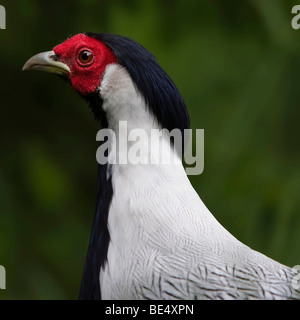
53 33 118 95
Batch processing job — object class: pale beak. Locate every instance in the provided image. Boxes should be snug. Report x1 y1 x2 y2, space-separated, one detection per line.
22 51 70 76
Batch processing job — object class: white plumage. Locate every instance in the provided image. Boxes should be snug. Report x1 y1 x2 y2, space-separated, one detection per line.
22 32 300 300
99 64 299 300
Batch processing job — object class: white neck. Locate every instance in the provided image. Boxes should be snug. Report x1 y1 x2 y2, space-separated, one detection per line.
98 64 240 299
99 64 182 168
100 64 158 132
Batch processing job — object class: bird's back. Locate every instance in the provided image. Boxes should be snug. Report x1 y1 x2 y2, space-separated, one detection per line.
100 157 300 300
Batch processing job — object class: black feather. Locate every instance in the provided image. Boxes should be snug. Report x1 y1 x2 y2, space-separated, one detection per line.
86 33 190 147
79 33 190 300
79 93 112 300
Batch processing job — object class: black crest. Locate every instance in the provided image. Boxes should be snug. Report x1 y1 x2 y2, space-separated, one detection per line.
86 33 190 136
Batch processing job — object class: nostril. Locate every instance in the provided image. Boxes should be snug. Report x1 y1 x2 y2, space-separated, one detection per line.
49 52 59 61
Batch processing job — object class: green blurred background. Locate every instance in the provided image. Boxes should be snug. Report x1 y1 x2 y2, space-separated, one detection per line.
0 0 299 299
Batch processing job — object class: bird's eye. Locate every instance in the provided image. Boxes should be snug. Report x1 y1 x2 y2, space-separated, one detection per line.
78 50 94 65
